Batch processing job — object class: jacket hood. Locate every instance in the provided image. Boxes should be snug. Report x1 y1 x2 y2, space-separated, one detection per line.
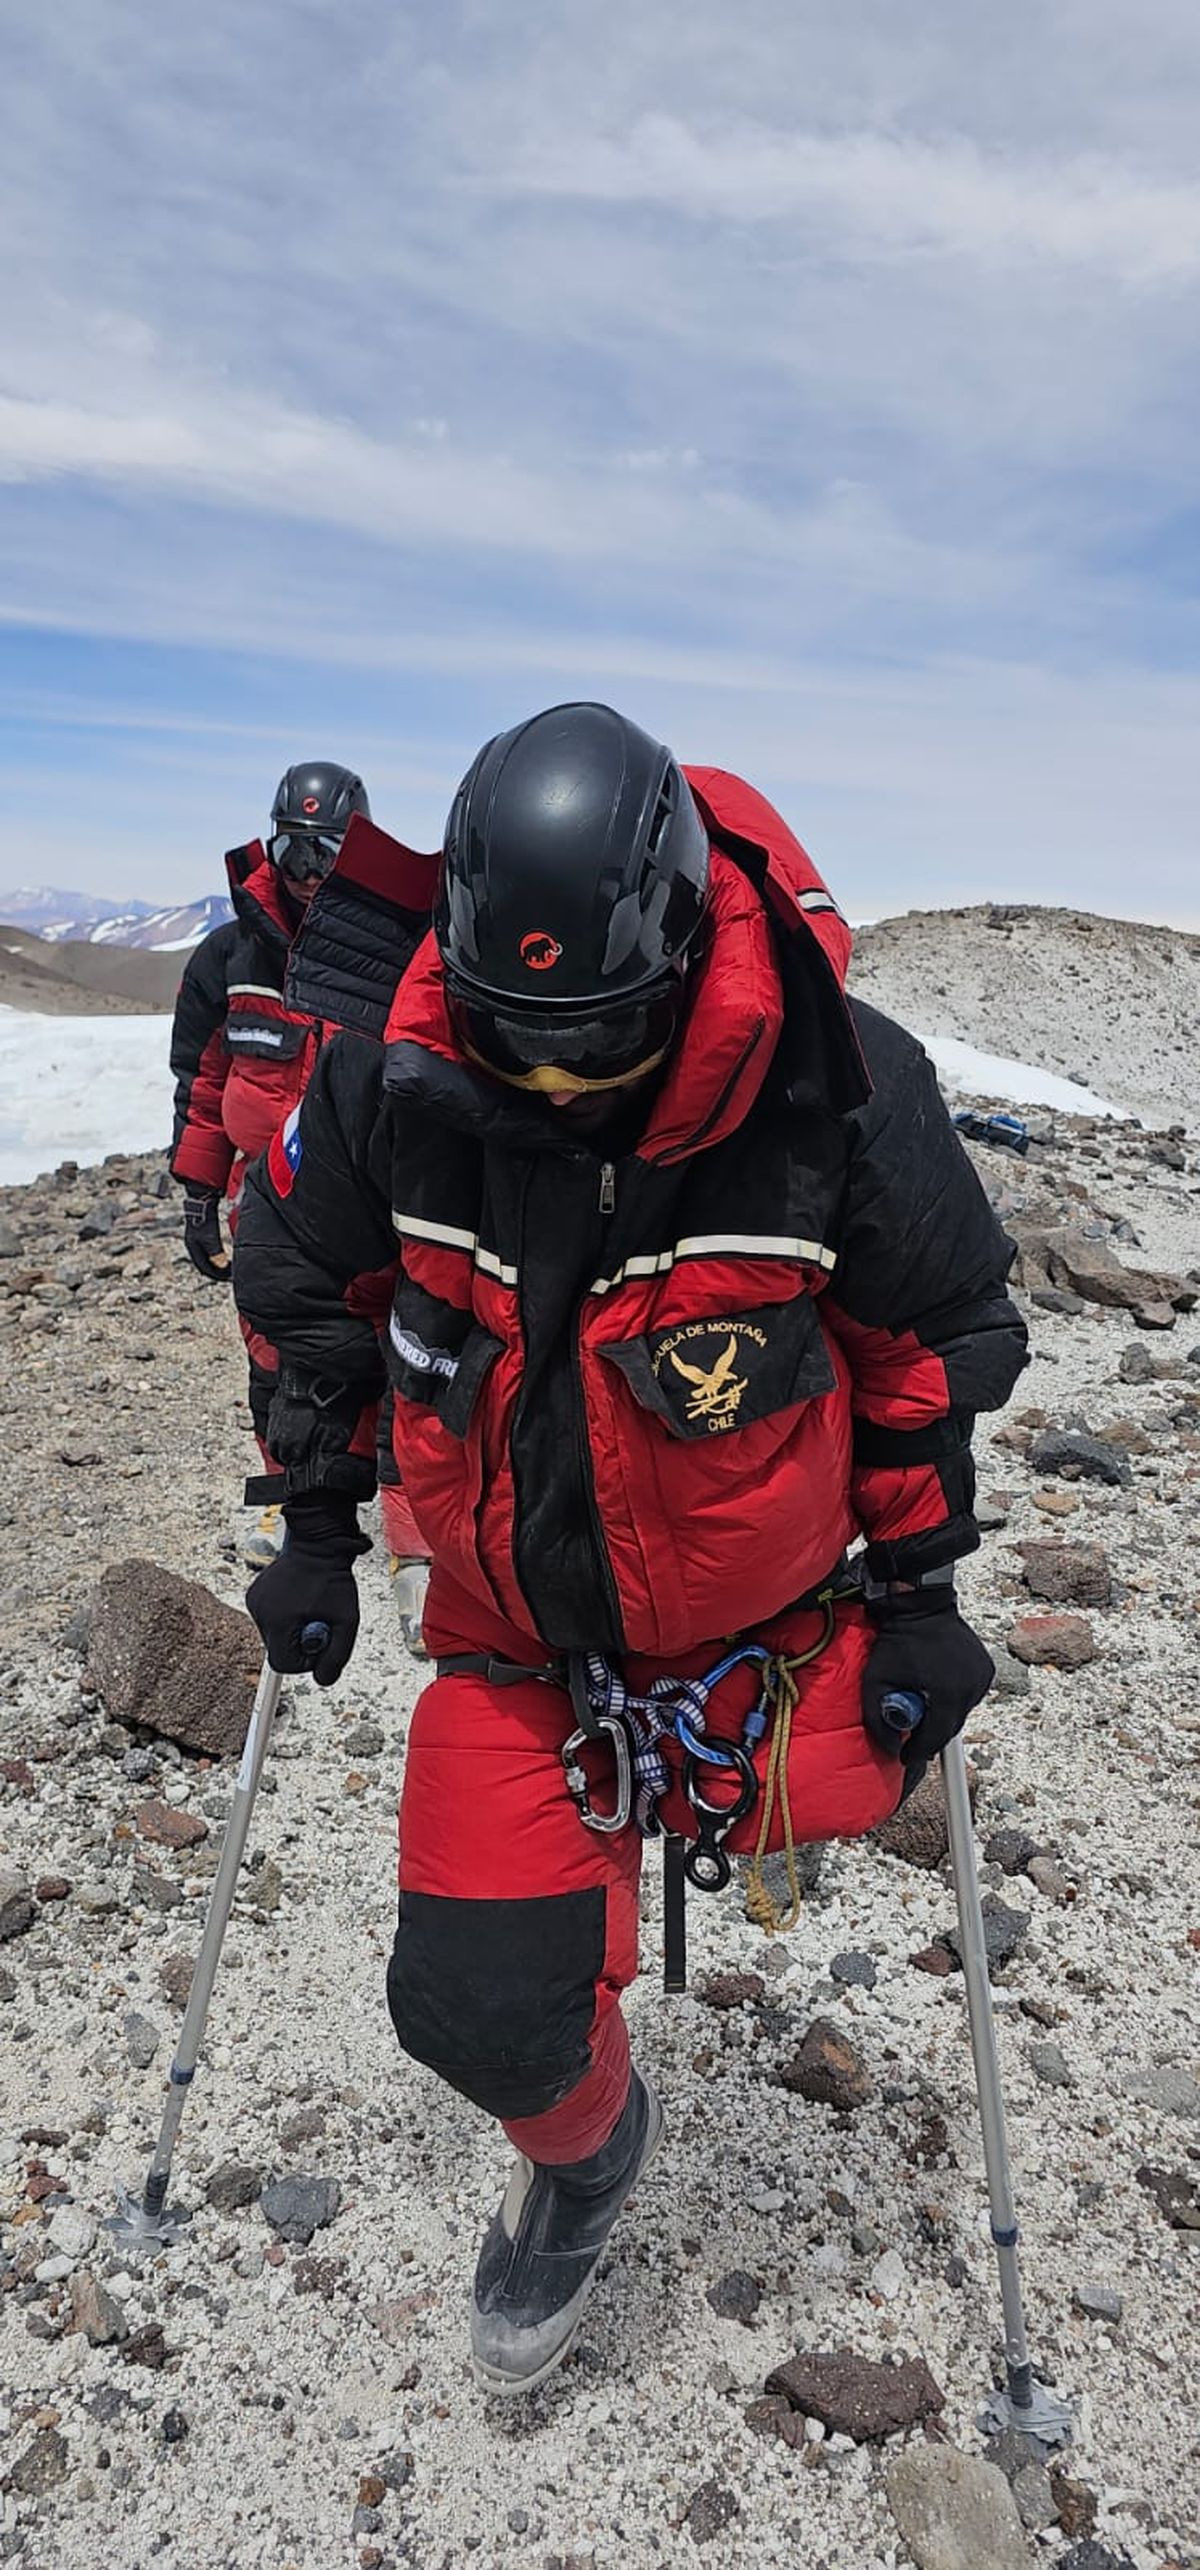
382 851 783 1166
684 767 868 1112
684 768 851 990
225 842 296 958
381 765 870 1155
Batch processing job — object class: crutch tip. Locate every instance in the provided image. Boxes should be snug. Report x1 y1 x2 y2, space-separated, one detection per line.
978 2377 1075 2448
104 2188 192 2249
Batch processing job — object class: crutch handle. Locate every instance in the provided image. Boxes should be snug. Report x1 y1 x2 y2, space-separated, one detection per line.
878 1686 925 1745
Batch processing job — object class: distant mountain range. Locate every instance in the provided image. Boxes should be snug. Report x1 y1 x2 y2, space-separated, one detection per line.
0 885 233 950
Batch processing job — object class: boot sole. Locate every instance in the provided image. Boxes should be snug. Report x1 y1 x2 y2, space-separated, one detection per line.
471 2087 665 2397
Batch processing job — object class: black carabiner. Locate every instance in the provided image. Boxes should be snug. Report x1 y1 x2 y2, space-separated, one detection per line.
682 1736 759 1893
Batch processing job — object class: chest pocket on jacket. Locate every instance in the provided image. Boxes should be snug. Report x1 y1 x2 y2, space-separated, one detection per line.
387 1283 502 1440
599 1294 836 1440
225 1017 308 1062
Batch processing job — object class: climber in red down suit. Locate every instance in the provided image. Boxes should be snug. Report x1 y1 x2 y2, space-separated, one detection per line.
168 760 431 1633
233 704 1027 2392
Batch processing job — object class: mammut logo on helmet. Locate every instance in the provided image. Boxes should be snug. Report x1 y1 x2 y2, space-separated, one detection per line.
302 795 320 816
519 931 563 971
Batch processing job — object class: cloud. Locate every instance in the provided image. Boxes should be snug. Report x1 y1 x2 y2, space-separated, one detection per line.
503 117 1200 287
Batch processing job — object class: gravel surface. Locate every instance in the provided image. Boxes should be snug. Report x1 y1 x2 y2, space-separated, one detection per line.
849 905 1200 1127
1 1048 1199 2568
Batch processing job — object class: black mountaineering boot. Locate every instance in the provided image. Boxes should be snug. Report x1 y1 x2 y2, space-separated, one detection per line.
470 2070 664 2394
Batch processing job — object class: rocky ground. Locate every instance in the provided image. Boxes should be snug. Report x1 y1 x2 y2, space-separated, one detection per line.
1 1090 1199 2570
849 905 1200 1128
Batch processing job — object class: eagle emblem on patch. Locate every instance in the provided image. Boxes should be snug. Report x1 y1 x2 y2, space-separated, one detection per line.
649 1316 768 1432
667 1331 748 1425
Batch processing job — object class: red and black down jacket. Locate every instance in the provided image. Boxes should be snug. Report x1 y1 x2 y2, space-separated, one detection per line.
234 769 1028 1660
168 845 317 1194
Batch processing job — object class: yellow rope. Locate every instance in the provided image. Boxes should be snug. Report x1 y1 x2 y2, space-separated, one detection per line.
742 1592 836 1937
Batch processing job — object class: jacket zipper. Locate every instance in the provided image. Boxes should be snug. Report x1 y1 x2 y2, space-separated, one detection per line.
570 1313 624 1648
572 1158 623 1642
505 1162 543 1636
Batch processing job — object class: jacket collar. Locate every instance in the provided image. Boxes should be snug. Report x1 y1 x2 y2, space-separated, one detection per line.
225 842 296 960
380 764 872 1157
381 853 784 1168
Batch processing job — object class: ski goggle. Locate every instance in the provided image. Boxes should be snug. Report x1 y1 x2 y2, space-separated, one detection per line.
268 828 344 882
449 984 680 1094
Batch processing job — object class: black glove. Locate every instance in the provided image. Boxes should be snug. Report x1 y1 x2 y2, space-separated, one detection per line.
182 1188 230 1282
861 1588 994 1764
246 1492 371 1686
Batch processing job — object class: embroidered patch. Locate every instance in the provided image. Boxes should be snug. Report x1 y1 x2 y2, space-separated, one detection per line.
267 1105 303 1198
599 1299 837 1441
653 1318 763 1431
388 1316 459 1381
386 1300 504 1435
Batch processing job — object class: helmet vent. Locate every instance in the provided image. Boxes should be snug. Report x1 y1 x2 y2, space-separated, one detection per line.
645 774 676 856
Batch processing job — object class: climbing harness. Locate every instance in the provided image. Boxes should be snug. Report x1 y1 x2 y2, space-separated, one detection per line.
436 1564 858 1985
561 1639 770 1878
562 1571 855 1980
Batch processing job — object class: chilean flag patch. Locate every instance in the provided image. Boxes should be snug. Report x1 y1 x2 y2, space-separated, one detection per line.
268 1105 304 1198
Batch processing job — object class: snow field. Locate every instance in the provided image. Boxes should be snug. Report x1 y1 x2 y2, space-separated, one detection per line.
0 1004 1134 1191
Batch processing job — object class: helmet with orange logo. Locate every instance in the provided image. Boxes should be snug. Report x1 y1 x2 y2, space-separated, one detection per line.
436 704 709 1088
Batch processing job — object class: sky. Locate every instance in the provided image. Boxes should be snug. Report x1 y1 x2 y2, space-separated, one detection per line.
1 0 1198 923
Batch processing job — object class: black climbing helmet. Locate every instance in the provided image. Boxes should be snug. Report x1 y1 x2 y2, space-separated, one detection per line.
436 703 710 1077
268 762 370 882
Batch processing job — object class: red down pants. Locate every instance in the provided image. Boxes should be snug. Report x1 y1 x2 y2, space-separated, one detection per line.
385 1591 902 2166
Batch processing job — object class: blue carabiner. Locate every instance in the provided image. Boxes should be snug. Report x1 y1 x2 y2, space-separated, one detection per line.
674 1643 774 1765
698 1641 772 1693
674 1711 731 1767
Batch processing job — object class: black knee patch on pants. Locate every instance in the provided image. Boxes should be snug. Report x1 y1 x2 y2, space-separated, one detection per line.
386 1888 605 2121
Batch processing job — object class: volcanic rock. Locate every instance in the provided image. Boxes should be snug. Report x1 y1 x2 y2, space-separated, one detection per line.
260 2172 341 2244
941 1893 1028 1975
706 2269 763 2323
873 1762 974 1869
764 2346 944 2440
136 1798 208 1851
87 1557 260 1757
10 2427 69 2494
1028 1430 1131 1487
69 2269 129 2345
1135 2163 1200 2228
1016 1540 1112 1606
0 1869 35 1941
777 2019 872 2110
205 2162 263 2213
1006 1613 1096 1669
